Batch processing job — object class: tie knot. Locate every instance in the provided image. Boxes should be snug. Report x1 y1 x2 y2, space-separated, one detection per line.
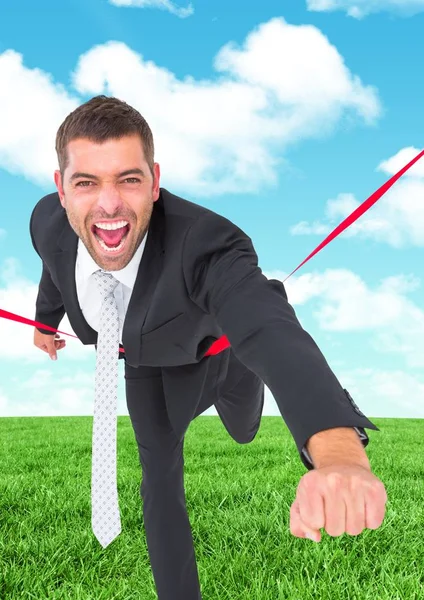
93 270 120 298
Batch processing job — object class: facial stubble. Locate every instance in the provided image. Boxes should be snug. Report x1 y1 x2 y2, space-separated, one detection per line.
63 195 154 272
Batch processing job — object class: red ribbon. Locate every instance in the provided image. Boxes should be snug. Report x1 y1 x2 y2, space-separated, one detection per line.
1 149 423 355
282 149 424 281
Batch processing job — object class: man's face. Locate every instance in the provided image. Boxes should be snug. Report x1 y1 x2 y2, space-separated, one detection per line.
54 134 160 271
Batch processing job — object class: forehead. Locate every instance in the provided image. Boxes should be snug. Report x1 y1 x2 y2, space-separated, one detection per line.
66 135 146 164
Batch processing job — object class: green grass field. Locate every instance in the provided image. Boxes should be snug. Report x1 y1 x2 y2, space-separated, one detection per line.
1 415 423 599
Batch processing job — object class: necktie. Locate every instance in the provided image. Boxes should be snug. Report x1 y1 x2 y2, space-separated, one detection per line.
91 269 121 548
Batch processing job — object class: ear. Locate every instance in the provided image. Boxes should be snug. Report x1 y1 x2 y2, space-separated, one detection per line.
54 170 65 207
152 163 161 202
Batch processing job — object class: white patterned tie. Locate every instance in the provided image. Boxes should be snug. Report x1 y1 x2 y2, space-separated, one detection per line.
91 269 121 548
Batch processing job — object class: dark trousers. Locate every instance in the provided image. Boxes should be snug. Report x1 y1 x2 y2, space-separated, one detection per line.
124 349 265 600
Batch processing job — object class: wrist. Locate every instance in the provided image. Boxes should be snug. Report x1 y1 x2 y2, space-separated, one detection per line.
314 455 371 471
306 427 371 471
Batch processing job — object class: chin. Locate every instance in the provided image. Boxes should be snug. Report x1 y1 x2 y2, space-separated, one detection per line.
95 249 133 271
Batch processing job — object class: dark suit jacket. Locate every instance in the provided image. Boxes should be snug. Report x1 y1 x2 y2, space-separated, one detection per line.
29 187 379 469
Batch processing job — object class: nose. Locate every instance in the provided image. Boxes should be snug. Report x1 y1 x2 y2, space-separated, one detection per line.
96 184 124 214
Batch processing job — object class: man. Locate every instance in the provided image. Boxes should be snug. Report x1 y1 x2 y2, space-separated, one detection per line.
30 95 387 600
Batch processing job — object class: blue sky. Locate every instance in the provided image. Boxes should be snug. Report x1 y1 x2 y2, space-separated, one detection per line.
1 0 424 421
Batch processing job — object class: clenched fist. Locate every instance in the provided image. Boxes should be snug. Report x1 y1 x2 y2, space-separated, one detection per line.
290 464 387 542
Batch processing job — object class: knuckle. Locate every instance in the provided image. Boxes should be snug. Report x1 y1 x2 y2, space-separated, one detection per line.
301 472 318 491
368 480 386 497
327 473 343 489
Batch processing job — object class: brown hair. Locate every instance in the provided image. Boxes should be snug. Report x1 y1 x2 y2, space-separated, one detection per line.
55 95 155 179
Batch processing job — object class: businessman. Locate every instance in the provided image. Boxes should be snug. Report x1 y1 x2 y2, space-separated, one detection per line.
30 95 387 600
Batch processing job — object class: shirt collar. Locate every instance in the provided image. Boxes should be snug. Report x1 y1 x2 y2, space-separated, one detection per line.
77 231 148 290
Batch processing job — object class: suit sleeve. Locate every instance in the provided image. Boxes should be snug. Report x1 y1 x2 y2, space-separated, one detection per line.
182 211 379 470
29 206 66 335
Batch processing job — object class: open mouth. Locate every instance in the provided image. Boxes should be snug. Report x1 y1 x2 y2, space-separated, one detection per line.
91 221 131 254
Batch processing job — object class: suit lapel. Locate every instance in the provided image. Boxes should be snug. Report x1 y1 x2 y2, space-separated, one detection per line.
52 193 165 366
53 217 98 345
122 199 165 367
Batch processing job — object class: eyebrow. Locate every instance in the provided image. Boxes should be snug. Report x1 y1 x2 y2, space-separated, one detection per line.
69 168 146 183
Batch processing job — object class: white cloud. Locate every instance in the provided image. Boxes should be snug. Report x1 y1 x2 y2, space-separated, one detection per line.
377 146 424 178
1 365 129 417
291 220 331 236
266 268 424 369
202 369 424 419
6 370 94 416
109 0 194 18
0 256 94 363
0 17 381 195
336 368 424 418
290 148 424 247
306 0 424 18
0 49 78 187
70 22 380 194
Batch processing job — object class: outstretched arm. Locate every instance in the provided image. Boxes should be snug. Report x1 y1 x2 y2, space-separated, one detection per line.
182 211 378 471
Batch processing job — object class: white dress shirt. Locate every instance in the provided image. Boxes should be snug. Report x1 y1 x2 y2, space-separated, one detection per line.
75 233 147 344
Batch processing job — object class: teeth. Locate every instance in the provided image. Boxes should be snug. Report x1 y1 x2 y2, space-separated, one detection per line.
95 220 128 230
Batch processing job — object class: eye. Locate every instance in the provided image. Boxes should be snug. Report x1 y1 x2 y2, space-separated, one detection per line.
75 181 93 187
122 178 141 183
